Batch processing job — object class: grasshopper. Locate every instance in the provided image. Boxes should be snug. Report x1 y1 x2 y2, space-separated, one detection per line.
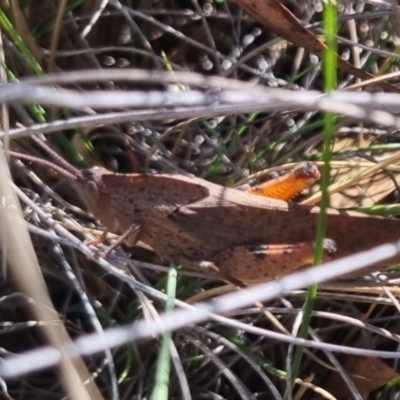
10 146 400 285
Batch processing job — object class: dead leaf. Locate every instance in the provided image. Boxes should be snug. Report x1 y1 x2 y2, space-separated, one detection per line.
236 0 400 93
326 355 399 399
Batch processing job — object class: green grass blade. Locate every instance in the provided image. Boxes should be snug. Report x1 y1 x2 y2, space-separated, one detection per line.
0 7 87 166
0 7 43 75
352 204 400 216
290 0 337 388
151 265 178 400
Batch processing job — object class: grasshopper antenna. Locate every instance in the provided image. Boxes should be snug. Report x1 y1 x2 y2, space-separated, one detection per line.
30 135 83 177
28 135 84 180
8 150 82 182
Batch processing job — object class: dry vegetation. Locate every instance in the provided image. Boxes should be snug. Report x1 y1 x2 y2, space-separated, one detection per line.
1 0 400 399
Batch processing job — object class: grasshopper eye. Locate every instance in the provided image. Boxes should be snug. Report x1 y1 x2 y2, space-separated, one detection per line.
85 180 99 200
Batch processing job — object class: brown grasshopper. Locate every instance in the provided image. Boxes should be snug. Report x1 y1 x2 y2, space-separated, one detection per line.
10 147 400 284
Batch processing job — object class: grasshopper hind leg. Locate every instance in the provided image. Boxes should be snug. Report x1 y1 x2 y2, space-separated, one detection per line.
211 239 337 285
